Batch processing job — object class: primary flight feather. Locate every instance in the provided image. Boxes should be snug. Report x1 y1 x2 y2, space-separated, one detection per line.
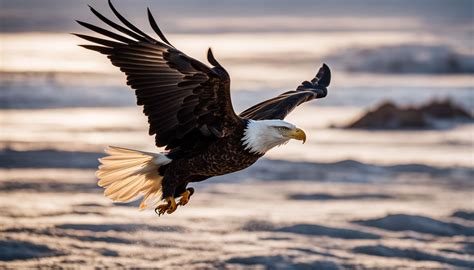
75 0 330 215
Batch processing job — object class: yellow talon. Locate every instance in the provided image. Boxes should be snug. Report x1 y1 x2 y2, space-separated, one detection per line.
155 204 168 216
155 196 177 216
178 189 192 206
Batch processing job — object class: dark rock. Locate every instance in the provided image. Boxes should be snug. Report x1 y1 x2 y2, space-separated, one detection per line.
344 99 472 130
346 101 427 129
420 99 472 119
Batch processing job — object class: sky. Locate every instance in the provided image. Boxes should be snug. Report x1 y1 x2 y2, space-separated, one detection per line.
1 0 472 33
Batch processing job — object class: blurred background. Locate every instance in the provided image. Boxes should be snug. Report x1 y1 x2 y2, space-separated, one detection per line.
1 0 473 268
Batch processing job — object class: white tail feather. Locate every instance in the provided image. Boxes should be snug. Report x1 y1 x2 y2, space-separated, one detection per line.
96 146 171 210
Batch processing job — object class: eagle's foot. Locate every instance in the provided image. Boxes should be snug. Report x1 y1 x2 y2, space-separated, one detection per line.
178 188 194 206
155 196 177 216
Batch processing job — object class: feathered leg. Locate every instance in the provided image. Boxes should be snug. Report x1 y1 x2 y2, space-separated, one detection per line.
155 176 178 215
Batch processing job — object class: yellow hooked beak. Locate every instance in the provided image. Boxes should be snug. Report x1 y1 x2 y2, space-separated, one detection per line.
289 128 307 144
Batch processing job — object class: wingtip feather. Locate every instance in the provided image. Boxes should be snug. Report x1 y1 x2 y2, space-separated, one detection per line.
107 0 155 43
316 63 331 87
207 47 223 68
147 7 173 46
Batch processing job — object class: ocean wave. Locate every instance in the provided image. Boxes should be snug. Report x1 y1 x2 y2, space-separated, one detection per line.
2 149 471 185
0 72 135 109
328 44 474 74
2 72 473 110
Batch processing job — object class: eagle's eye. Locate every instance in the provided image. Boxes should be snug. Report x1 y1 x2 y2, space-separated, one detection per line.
276 126 290 132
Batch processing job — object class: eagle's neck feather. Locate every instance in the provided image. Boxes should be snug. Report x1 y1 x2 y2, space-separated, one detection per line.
241 119 290 154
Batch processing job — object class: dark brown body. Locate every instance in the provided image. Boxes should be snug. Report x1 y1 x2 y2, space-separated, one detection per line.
161 124 263 198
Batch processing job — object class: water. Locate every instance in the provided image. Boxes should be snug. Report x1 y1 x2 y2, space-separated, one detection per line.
1 29 472 166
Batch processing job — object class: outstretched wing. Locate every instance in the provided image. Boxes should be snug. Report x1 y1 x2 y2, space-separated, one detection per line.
75 0 240 152
240 64 330 120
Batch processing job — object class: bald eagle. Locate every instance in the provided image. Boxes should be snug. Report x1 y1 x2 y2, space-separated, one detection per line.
75 1 330 215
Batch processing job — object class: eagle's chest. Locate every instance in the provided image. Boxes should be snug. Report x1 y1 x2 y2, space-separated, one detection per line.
187 134 263 176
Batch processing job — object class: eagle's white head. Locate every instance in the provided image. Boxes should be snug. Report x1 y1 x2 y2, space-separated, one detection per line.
242 119 307 154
